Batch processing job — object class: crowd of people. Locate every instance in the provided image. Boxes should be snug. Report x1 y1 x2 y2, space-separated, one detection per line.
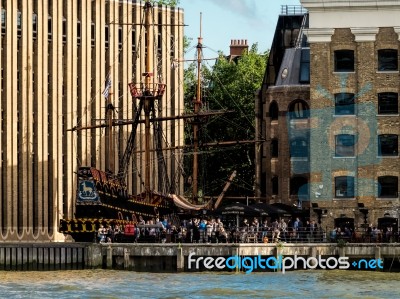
97 217 227 243
97 216 324 244
329 225 398 243
97 216 398 244
238 217 324 243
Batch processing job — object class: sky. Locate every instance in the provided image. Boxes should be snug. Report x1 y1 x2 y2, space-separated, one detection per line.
180 0 302 58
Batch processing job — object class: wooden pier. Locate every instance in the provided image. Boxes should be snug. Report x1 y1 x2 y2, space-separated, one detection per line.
0 243 399 272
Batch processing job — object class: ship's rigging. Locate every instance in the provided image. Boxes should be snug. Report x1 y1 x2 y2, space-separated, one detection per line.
70 0 262 207
72 0 184 200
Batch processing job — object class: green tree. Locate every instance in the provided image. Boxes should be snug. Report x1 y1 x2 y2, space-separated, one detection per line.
184 44 267 199
151 0 180 6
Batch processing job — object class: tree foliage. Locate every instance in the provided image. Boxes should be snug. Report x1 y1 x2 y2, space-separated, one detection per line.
151 0 180 6
184 44 267 198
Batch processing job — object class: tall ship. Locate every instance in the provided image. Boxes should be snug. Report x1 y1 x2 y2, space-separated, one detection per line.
59 0 212 241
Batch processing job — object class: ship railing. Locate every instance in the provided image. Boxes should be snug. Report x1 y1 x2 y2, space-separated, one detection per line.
128 82 166 99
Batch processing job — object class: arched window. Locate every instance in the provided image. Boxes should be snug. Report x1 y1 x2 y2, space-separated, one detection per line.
269 101 279 121
288 100 309 119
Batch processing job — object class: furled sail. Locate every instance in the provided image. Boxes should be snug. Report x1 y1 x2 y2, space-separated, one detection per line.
170 194 210 211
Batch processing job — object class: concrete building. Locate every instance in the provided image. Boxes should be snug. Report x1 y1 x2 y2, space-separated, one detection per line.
0 0 184 241
302 0 400 232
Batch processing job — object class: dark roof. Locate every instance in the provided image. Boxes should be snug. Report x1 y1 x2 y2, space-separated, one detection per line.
274 48 310 86
262 13 309 89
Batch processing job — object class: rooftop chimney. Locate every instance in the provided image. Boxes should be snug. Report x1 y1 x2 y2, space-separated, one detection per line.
229 39 248 57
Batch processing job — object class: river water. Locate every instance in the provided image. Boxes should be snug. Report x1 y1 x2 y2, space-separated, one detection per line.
0 270 399 298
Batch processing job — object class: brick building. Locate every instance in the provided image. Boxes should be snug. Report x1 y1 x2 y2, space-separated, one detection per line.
257 1 400 233
255 6 310 208
302 0 400 232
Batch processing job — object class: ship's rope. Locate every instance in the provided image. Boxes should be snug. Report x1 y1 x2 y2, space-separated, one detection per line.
203 52 256 130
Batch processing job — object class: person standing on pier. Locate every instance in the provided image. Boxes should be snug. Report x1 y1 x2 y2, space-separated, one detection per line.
97 225 107 243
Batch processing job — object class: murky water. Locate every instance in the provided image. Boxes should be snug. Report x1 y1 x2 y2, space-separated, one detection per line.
0 270 399 298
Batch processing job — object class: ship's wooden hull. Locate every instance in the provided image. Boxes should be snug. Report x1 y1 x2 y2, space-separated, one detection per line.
59 167 178 242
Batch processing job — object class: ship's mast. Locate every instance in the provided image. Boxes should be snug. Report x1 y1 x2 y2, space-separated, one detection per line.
143 0 153 200
106 88 115 174
192 13 203 202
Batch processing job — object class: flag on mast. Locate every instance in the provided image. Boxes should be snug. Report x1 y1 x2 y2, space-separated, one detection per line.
102 76 112 99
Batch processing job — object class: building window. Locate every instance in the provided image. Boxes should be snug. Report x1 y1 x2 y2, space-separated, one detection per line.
271 139 278 157
378 92 398 114
170 35 175 57
271 177 278 195
118 26 123 50
157 32 162 55
48 16 52 41
335 93 354 115
17 10 22 37
1 68 3 92
132 30 136 52
378 134 398 156
290 138 308 157
269 101 279 120
299 48 310 83
378 49 398 71
335 176 355 198
378 176 398 198
335 134 355 157
334 50 354 72
17 70 20 92
1 8 5 35
33 13 38 39
288 100 309 119
77 21 81 46
62 17 67 43
91 23 95 47
105 25 109 49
